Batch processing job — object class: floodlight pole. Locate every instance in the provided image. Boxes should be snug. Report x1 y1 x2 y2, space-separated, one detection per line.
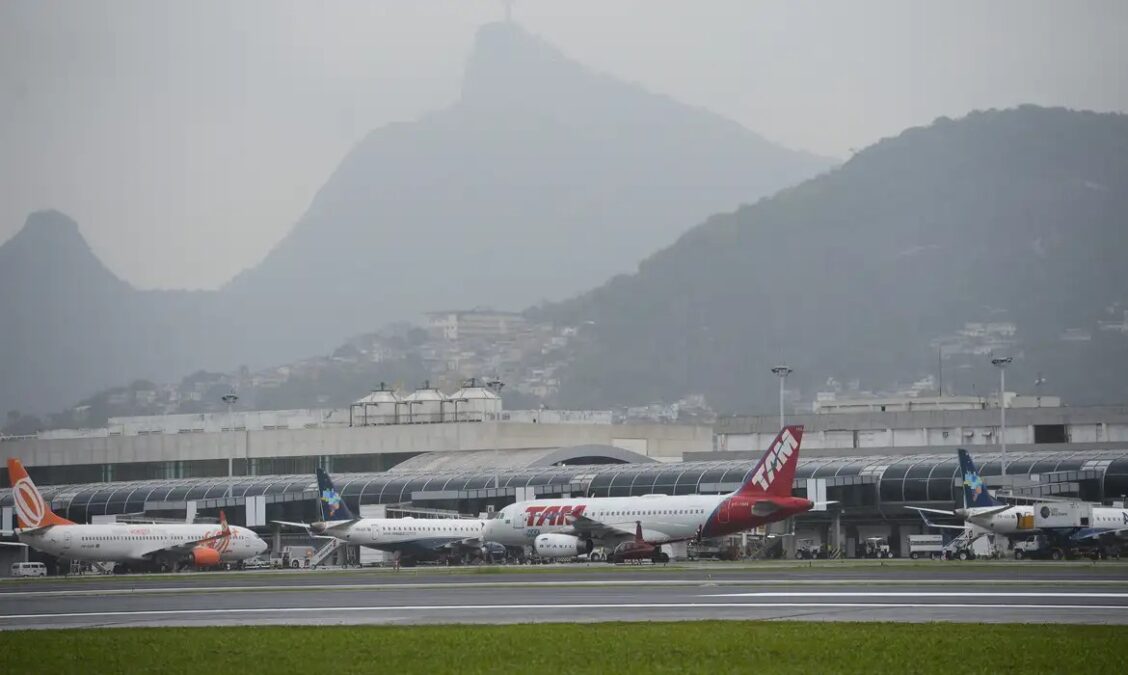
990 357 1012 476
771 366 792 429
222 394 239 477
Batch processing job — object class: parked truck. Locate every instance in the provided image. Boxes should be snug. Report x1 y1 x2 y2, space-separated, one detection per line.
1013 534 1121 561
908 534 944 560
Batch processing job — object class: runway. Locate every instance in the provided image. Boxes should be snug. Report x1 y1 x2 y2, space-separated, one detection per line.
3 564 1128 629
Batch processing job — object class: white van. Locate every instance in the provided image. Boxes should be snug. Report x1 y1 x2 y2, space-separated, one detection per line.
10 562 47 578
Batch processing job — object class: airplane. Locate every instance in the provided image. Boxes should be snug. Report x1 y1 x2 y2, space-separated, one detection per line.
907 449 1128 547
483 426 813 562
6 458 267 571
273 468 486 565
906 448 1036 535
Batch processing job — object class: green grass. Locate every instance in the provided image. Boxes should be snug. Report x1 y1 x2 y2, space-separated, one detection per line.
2 622 1125 674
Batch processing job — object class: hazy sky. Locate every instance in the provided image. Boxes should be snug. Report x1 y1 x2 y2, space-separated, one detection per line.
2 1 1125 289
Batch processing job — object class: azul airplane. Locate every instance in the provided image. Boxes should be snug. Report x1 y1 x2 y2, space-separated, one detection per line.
483 426 812 561
906 449 1036 536
274 468 485 565
909 448 1128 544
6 458 266 571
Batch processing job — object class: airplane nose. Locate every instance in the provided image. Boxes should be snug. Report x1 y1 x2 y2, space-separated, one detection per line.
256 538 268 554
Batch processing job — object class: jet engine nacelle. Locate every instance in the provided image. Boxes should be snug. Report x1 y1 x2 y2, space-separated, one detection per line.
190 546 222 568
534 534 593 558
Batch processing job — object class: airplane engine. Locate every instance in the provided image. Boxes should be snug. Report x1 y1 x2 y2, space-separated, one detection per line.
190 546 222 568
534 534 593 558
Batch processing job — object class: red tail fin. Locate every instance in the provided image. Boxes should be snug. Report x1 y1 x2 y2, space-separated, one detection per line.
735 426 803 498
6 458 75 528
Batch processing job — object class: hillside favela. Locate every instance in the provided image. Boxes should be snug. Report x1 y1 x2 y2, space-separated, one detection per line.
1 3 1127 674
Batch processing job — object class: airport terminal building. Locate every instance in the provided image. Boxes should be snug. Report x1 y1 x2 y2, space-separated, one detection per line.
3 395 1128 560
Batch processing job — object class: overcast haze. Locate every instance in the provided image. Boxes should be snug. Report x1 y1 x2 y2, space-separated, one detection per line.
2 0 1125 290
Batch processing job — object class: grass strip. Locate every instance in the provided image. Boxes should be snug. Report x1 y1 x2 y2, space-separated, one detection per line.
1 621 1125 674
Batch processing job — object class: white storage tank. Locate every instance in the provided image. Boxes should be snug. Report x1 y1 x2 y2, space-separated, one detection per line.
403 382 446 423
448 378 503 421
351 383 403 425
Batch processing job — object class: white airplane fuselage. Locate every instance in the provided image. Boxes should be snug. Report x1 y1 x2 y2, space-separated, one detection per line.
486 495 722 547
957 504 1036 535
18 523 266 563
319 518 485 553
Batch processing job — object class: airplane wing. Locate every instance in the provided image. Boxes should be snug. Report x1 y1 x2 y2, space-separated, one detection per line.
272 519 359 534
428 536 485 552
139 530 232 560
565 515 670 545
1071 527 1128 541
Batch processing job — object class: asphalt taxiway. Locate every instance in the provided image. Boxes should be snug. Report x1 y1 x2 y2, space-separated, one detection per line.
3 563 1127 629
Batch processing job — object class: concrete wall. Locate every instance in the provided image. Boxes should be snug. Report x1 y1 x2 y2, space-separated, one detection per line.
715 405 1128 454
2 421 712 469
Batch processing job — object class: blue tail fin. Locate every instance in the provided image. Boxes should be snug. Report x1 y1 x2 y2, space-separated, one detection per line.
316 468 355 521
957 449 1001 508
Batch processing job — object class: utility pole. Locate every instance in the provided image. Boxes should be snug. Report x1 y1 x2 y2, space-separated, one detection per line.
771 366 792 430
222 394 239 476
990 357 1011 476
937 347 943 397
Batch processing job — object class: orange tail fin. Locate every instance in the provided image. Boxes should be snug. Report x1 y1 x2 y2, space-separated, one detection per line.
6 458 75 528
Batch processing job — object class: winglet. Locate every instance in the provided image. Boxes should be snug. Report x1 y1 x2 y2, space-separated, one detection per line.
735 426 803 498
6 458 75 528
635 520 643 542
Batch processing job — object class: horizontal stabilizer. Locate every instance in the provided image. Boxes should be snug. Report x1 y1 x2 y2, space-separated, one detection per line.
271 520 312 530
905 506 956 516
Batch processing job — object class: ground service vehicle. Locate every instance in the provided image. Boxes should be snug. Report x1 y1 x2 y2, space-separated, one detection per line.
1014 533 1120 560
908 534 944 559
861 537 893 559
795 538 821 559
10 562 47 577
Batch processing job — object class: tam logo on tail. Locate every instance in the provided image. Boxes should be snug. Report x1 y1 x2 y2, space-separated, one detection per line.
748 427 800 492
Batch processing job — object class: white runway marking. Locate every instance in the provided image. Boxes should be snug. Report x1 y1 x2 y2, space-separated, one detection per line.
706 592 1128 599
3 602 1128 621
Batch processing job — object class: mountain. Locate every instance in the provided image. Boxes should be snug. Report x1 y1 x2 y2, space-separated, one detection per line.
0 211 217 415
539 106 1128 411
0 22 830 415
221 21 832 363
